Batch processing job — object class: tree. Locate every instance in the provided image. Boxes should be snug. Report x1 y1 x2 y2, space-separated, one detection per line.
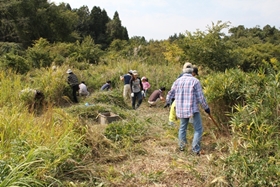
47 3 79 43
106 11 129 43
73 6 90 40
70 36 103 64
26 38 52 68
182 21 235 71
162 41 185 64
87 6 110 48
0 0 19 42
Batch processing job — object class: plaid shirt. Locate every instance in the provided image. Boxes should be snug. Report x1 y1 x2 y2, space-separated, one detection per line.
169 73 209 118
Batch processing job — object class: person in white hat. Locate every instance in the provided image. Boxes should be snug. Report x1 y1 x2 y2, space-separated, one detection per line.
166 62 210 155
168 67 199 126
130 70 144 109
66 69 79 103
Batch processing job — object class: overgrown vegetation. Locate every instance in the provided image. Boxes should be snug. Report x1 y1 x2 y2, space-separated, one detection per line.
0 3 280 185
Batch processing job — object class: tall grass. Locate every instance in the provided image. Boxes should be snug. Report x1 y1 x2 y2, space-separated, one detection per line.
0 104 85 184
1 58 279 186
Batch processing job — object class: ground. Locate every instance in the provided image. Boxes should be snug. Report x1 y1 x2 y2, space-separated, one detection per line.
88 100 230 187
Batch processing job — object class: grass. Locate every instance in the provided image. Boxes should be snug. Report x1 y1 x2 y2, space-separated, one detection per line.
77 100 230 186
1 61 279 186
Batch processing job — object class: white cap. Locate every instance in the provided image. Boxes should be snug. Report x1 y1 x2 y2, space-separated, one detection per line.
66 69 72 74
182 62 193 73
132 70 138 75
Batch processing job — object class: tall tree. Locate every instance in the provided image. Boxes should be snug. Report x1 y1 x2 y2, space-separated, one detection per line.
0 0 19 42
106 11 129 42
88 6 110 49
74 6 90 40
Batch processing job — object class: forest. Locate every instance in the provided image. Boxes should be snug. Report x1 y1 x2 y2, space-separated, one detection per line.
0 0 280 186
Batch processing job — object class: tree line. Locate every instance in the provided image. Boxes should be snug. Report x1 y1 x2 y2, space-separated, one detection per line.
0 1 280 74
0 0 128 49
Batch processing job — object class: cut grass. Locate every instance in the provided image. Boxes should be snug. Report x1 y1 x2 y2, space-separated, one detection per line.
81 100 230 186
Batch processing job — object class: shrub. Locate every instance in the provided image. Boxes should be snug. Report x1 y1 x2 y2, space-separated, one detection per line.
222 62 280 186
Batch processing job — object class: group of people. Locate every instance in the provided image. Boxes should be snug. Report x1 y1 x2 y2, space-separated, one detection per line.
66 69 90 103
120 70 165 110
67 65 210 156
120 70 144 109
67 69 114 103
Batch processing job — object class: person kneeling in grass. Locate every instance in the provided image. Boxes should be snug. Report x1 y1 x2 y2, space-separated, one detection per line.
148 87 166 107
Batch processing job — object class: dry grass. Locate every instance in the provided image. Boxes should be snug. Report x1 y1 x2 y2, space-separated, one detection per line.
84 101 230 187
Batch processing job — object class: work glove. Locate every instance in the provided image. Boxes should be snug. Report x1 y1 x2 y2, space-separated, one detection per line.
163 103 170 108
131 93 134 97
205 108 210 115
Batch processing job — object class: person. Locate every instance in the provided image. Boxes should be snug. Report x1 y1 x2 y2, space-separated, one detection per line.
120 70 133 99
20 88 45 111
168 67 199 126
167 62 210 155
101 80 112 91
148 87 166 107
141 77 151 98
66 69 79 103
130 70 143 109
79 81 90 96
20 88 44 102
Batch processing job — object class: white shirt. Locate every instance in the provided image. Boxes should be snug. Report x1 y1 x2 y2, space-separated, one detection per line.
79 83 89 96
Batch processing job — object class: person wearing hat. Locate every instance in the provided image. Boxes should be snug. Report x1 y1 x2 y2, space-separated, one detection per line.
164 66 199 108
130 70 144 109
66 69 79 103
166 62 210 155
141 76 150 98
168 67 199 126
120 70 133 100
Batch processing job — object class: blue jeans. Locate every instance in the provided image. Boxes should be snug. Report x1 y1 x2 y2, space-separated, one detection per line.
178 112 203 153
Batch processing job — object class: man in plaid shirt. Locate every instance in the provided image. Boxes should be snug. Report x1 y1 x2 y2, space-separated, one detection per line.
167 62 210 155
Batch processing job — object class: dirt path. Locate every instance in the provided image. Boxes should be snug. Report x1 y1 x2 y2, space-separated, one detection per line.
94 102 229 186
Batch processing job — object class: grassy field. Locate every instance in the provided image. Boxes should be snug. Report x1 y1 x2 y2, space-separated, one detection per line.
63 94 230 186
1 60 279 186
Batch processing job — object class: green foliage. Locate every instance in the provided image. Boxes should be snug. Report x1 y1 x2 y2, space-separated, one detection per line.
104 120 149 142
162 40 185 64
222 62 280 186
183 21 235 71
0 52 30 74
1 24 280 185
233 43 280 72
88 6 110 48
106 11 129 42
91 90 127 109
26 38 52 68
0 42 23 55
202 68 247 124
0 102 87 186
0 159 45 187
69 36 103 64
228 24 280 45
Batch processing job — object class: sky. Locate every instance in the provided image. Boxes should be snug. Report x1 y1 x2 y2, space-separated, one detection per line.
51 0 280 41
